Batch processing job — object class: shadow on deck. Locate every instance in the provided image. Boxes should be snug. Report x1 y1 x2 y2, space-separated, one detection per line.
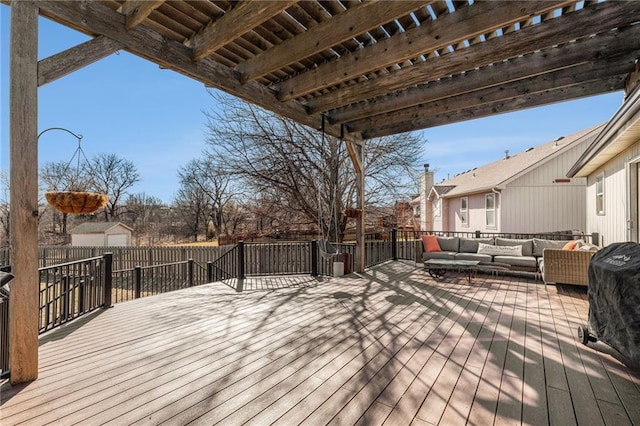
1 261 639 425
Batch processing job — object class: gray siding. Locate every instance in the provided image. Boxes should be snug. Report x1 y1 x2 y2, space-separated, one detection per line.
500 141 589 233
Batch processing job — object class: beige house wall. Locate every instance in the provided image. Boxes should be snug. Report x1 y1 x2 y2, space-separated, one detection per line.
585 139 640 246
438 139 591 235
444 193 493 234
500 141 589 234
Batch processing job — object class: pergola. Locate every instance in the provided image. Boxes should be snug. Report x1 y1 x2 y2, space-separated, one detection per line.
7 0 640 384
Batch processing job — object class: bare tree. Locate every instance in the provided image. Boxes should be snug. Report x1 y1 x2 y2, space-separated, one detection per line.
88 153 141 221
174 170 212 242
122 192 164 243
176 158 241 240
203 92 424 241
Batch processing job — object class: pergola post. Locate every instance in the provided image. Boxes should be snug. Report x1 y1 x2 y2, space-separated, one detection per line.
345 135 366 273
9 0 40 384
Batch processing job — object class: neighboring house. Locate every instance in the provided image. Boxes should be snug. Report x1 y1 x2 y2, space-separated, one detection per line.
415 124 605 234
69 222 133 246
568 83 640 246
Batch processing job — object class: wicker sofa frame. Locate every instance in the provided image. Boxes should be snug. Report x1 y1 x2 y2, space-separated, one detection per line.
542 248 596 287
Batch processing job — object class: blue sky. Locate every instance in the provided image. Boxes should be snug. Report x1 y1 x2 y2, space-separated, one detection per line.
1 6 624 203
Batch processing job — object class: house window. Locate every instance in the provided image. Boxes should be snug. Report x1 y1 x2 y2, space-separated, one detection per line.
433 198 441 218
460 197 468 227
485 193 496 227
596 173 605 215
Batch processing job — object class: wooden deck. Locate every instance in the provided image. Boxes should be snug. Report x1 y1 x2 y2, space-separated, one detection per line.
1 261 639 425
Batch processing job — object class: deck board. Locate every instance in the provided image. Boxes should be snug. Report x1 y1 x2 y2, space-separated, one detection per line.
1 261 639 425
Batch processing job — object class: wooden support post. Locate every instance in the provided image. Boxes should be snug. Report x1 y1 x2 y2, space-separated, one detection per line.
625 63 640 99
345 135 366 273
9 0 40 384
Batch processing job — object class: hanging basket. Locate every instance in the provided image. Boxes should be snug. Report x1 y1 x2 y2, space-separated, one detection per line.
45 191 108 214
344 208 362 219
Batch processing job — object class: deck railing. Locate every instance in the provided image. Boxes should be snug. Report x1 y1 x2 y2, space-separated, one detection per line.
207 244 240 282
0 293 8 378
2 228 598 378
38 255 108 333
244 241 312 276
111 258 210 304
397 229 600 245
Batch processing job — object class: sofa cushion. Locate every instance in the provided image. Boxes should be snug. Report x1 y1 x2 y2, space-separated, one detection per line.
421 235 441 252
454 252 492 263
493 255 537 269
562 240 578 250
478 242 522 257
437 236 459 253
496 238 533 257
576 242 599 252
422 251 456 261
532 238 570 257
459 237 494 253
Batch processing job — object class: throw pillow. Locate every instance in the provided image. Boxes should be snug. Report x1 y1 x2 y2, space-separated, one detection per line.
562 240 578 250
477 242 523 257
422 235 441 252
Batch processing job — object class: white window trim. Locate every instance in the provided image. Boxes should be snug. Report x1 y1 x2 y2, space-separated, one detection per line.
460 197 469 227
595 172 605 216
485 193 496 228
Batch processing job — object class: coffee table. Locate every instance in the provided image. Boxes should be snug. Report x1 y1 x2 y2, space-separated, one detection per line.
424 259 480 283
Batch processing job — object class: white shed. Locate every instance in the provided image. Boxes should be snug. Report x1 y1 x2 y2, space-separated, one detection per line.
69 222 133 247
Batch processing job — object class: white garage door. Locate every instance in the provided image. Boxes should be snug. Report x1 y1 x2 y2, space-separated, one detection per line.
107 234 128 246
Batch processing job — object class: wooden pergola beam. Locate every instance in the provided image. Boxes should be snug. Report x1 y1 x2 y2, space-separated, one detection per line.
349 56 636 133
331 25 640 124
35 0 344 139
364 76 625 138
119 0 164 30
307 0 640 114
276 0 574 102
626 63 640 98
191 0 299 62
9 0 39 385
237 0 430 84
38 36 123 86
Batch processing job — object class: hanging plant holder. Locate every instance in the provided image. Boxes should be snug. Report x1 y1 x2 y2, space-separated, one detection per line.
39 127 108 215
45 191 108 215
344 208 362 219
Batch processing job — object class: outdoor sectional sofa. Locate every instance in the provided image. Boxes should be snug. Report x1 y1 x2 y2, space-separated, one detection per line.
416 235 594 282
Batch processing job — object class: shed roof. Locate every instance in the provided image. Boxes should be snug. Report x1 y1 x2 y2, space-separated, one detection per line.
69 222 134 235
433 124 605 198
